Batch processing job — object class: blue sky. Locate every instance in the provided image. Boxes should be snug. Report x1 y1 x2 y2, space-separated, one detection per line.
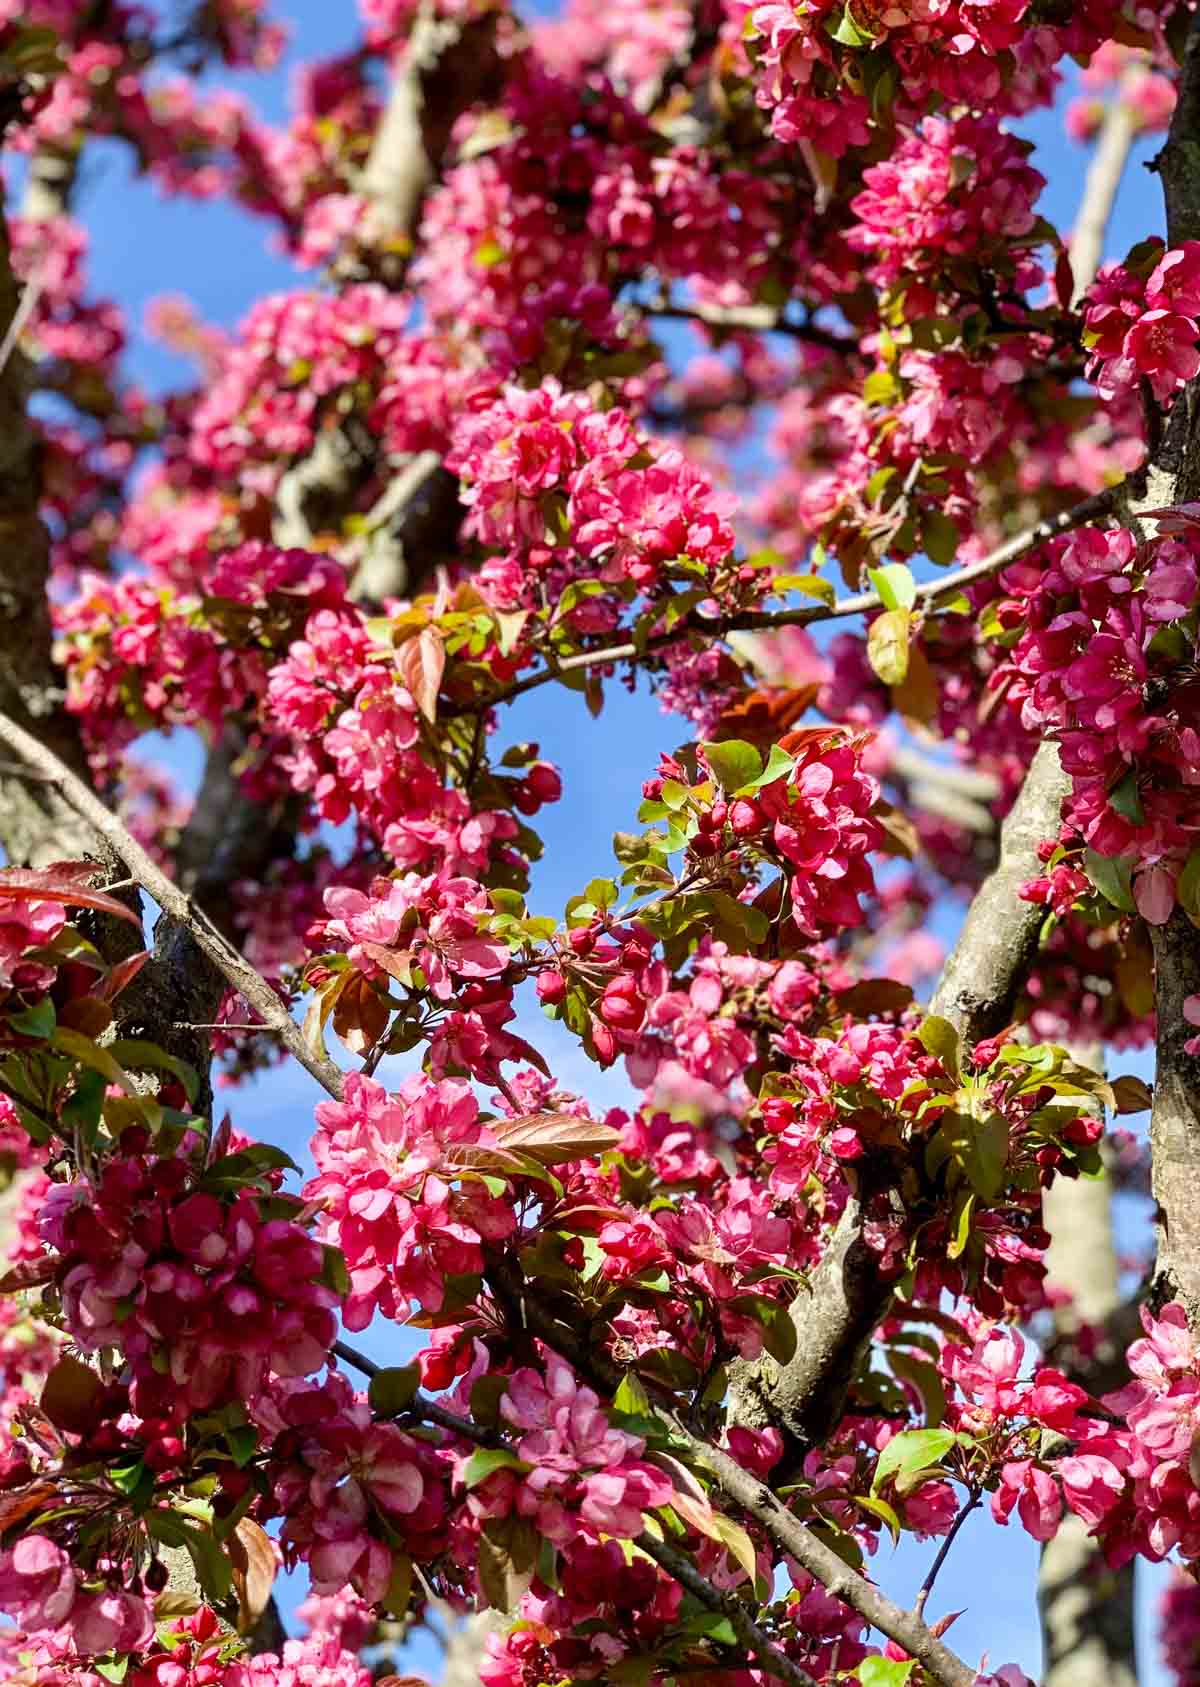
16 5 1176 1676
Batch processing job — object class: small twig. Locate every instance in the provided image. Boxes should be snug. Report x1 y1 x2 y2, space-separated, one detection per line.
0 263 46 378
644 293 852 354
332 1338 495 1446
173 1022 269 1032
913 1488 982 1620
0 710 345 1102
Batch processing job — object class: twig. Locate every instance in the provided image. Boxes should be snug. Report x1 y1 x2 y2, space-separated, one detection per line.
1068 76 1140 303
0 263 45 379
470 486 1117 716
332 1338 495 1446
645 295 852 354
0 710 345 1102
913 1489 981 1620
633 1531 819 1687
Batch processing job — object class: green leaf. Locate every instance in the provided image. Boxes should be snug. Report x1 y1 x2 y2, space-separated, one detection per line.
1178 849 1200 917
828 6 874 47
947 1191 976 1261
851 1492 902 1546
683 1611 738 1647
1083 849 1136 914
701 740 762 793
95 1659 130 1684
1108 769 1145 826
771 572 836 606
858 1660 916 1687
917 1015 960 1082
887 1350 946 1427
614 1373 654 1416
7 999 56 1039
922 510 959 568
868 564 917 613
867 609 911 686
368 1365 421 1417
739 745 796 794
226 1425 259 1469
462 1447 530 1489
871 1428 956 1493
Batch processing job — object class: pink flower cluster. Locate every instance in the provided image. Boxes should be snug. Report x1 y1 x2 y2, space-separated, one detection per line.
258 1368 447 1603
40 1131 339 1417
1085 241 1200 404
0 1535 154 1658
0 893 67 992
848 116 1045 290
466 1351 674 1543
305 1072 518 1325
996 516 1200 921
1058 1303 1200 1563
447 376 738 596
189 288 459 489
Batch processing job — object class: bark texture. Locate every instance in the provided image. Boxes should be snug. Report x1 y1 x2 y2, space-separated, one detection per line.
1038 1043 1137 1687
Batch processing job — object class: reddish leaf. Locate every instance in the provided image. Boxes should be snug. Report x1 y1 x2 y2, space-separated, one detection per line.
0 1255 58 1293
490 1112 620 1165
356 942 415 989
0 865 140 927
95 949 150 1003
712 686 818 750
40 1354 104 1437
332 970 390 1055
229 1518 277 1633
396 627 446 723
0 1482 58 1536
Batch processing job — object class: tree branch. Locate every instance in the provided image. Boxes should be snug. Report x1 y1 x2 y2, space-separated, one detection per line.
481 1259 978 1687
0 710 345 1101
644 295 853 353
1068 79 1139 303
632 1531 820 1687
476 485 1117 715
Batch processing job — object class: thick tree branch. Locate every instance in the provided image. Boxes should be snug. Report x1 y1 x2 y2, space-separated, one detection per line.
0 184 102 868
1142 5 1200 1327
1068 81 1139 305
1038 1044 1137 1687
0 710 345 1101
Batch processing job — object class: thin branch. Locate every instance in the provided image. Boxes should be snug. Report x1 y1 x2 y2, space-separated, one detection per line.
1068 77 1139 303
0 710 345 1102
645 295 852 354
632 1531 820 1687
0 263 44 379
914 1489 981 1620
332 1338 495 1446
484 1259 978 1687
470 486 1118 714
335 1333 820 1687
664 1430 976 1687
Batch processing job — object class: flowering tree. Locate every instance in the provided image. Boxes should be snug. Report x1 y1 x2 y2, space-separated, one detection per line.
7 1 1200 1685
